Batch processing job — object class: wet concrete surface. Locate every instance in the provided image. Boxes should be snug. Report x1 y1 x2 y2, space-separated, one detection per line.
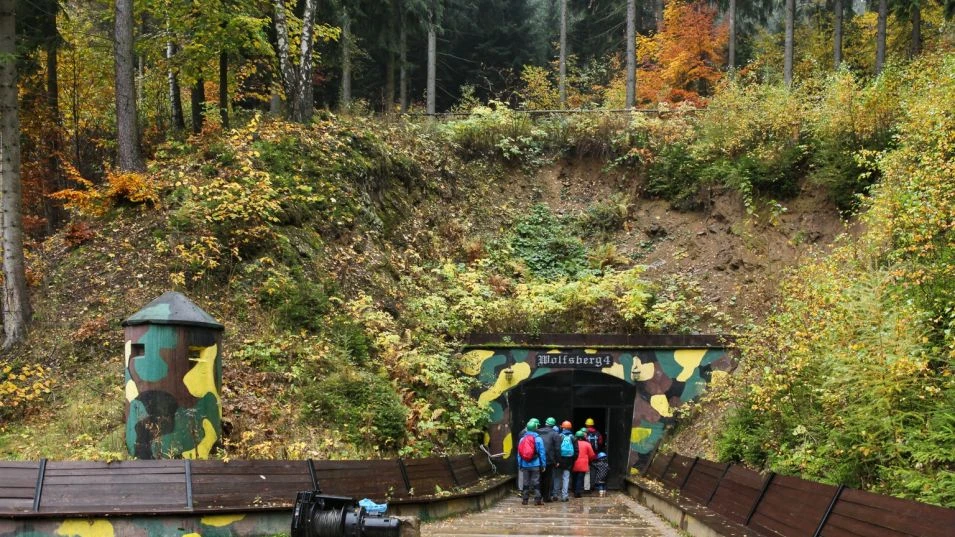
423 491 679 537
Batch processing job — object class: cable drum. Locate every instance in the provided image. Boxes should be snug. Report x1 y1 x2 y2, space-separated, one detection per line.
313 506 346 537
291 491 399 537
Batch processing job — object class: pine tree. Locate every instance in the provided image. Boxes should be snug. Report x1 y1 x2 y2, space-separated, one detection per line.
0 0 31 348
114 0 144 170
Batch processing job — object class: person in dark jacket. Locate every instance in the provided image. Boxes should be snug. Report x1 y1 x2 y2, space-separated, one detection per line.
591 452 610 497
518 419 547 505
555 421 578 501
536 417 561 502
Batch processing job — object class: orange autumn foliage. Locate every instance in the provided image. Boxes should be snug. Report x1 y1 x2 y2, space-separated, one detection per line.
636 0 728 106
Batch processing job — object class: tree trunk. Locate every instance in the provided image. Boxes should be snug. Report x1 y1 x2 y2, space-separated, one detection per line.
340 7 351 110
784 0 794 87
910 4 921 58
219 52 229 129
385 53 395 113
833 0 843 68
293 0 316 122
167 41 186 130
273 0 296 112
399 7 408 113
0 0 31 348
559 0 567 107
728 0 736 70
114 0 144 170
427 12 436 115
655 0 664 32
191 77 205 134
273 0 317 122
875 0 887 74
626 0 636 108
46 36 65 231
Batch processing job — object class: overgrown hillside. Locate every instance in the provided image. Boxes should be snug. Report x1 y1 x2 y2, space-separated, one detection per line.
672 53 955 507
0 112 746 462
3 53 952 509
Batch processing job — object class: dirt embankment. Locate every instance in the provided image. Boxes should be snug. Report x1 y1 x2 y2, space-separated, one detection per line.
523 159 848 325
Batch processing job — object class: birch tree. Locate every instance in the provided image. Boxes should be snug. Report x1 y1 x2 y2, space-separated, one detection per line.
0 0 31 348
274 0 320 122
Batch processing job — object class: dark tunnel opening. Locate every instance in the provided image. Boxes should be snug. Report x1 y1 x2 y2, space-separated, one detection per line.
509 370 635 489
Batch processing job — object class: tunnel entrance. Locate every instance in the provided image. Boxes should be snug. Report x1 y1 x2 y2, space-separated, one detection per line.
509 370 635 489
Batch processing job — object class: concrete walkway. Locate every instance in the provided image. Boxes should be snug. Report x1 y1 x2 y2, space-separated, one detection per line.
423 492 679 537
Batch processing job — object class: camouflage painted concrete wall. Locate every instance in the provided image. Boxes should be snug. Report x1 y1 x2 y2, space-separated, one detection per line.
0 512 288 537
124 324 223 460
462 346 733 473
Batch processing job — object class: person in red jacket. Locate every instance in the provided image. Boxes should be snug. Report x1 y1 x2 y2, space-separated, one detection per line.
572 430 596 498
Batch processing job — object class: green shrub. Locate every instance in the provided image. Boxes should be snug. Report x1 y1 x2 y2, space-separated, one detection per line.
510 204 588 279
439 103 547 162
259 272 332 332
808 68 899 211
578 194 631 236
300 369 409 449
693 80 808 206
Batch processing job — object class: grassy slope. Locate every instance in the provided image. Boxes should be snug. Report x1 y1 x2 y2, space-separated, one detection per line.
0 111 844 462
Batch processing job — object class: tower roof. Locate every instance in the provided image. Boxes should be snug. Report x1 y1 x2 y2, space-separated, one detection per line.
122 291 224 330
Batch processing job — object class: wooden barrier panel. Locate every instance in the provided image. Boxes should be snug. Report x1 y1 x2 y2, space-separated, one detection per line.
472 454 495 477
707 464 766 525
660 454 693 490
0 462 39 513
682 458 728 506
39 461 187 514
312 459 406 500
191 460 311 510
448 455 480 487
404 457 456 495
821 487 955 537
748 474 836 537
646 453 672 481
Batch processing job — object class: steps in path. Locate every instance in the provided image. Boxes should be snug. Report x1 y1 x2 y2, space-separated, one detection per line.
423 491 679 537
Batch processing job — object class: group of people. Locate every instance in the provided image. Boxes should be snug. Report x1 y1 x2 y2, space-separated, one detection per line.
516 417 610 505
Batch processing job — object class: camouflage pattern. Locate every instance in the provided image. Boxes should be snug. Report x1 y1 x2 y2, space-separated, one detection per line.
123 292 224 460
0 512 288 537
463 346 733 473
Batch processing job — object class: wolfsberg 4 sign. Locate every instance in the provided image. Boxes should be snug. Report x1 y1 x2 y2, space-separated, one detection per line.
534 352 614 368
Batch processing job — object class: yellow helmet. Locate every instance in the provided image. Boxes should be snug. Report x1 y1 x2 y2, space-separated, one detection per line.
585 418 595 427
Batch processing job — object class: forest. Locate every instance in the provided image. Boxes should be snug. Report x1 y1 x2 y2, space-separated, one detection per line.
0 0 953 508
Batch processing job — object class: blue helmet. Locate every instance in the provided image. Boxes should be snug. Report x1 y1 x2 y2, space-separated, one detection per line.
597 452 607 459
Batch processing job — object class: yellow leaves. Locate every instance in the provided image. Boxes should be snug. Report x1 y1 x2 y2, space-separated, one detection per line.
0 365 54 418
51 166 160 217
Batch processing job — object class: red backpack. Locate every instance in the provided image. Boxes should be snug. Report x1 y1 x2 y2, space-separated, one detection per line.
518 434 538 462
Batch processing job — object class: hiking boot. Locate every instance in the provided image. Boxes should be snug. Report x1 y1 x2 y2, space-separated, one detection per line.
561 497 569 502
522 498 528 505
535 498 543 506
551 495 558 502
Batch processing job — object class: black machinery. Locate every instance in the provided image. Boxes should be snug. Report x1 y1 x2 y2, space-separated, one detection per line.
291 491 401 537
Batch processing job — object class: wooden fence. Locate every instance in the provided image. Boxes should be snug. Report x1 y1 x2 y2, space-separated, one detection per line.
0 452 497 517
644 452 955 537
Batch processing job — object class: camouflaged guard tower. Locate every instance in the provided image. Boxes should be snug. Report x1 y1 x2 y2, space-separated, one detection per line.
123 292 224 459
